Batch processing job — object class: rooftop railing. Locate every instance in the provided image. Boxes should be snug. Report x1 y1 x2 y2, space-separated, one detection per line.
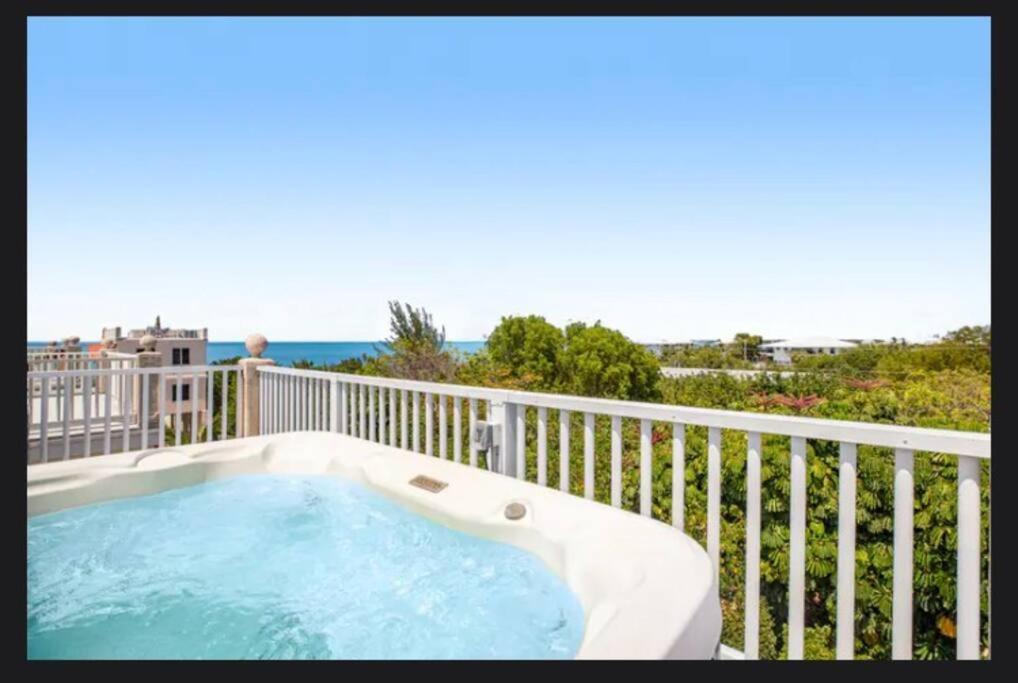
256 365 990 661
26 363 242 464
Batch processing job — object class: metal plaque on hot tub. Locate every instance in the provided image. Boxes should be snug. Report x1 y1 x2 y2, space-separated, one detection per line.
409 474 448 493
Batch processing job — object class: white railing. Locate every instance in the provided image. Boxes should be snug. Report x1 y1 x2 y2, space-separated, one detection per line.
257 365 990 661
27 352 138 400
26 364 243 463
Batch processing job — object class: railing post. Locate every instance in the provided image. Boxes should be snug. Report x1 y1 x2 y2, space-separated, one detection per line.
238 334 274 438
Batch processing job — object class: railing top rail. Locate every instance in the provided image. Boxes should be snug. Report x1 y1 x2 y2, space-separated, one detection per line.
258 365 990 458
27 365 241 379
28 351 102 357
27 351 138 358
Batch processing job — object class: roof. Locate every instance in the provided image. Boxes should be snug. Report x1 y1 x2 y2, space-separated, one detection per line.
759 336 858 349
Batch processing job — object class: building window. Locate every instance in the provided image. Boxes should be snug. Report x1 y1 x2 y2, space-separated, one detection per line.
172 348 191 365
171 384 191 401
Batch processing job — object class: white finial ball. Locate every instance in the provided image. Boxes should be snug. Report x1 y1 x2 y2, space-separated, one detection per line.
245 333 268 358
139 334 157 352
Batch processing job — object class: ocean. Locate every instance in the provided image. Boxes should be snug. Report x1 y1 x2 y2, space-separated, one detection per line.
202 341 486 366
27 341 485 367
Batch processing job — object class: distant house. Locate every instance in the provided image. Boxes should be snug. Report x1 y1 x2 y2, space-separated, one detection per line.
759 336 858 365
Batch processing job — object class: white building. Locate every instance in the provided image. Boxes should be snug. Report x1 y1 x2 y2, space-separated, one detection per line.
100 316 209 425
759 336 858 365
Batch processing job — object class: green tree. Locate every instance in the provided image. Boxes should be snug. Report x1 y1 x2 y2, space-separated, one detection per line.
375 301 458 382
484 315 564 390
730 333 764 362
382 300 446 352
558 322 661 401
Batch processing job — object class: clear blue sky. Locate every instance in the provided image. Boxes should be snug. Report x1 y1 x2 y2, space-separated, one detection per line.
28 17 990 343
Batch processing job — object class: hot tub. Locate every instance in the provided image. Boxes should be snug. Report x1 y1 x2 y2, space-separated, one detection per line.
27 431 721 659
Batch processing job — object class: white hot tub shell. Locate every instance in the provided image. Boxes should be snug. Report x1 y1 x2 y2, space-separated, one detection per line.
27 431 722 659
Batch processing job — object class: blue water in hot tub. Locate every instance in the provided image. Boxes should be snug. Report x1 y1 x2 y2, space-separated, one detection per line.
27 474 585 659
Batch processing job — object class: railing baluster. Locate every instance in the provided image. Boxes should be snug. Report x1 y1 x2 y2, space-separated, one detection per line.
836 442 858 659
141 370 150 451
389 388 397 446
344 381 351 435
893 448 914 660
262 373 270 436
282 374 290 433
745 431 762 659
425 392 434 456
536 406 547 485
640 419 652 516
354 383 361 437
378 387 386 443
293 373 298 433
320 378 326 430
307 377 314 430
788 435 807 659
957 455 982 660
439 394 447 458
559 409 570 492
469 398 478 466
206 371 214 440
673 422 685 530
322 378 328 432
330 379 340 434
159 373 166 448
707 427 722 575
359 384 366 439
258 372 264 433
610 415 622 507
401 389 409 450
175 375 182 446
63 375 71 459
342 382 349 435
583 412 595 499
299 376 306 431
104 374 113 455
27 375 34 428
190 372 198 444
368 385 376 442
221 370 229 439
83 375 93 457
322 379 328 432
412 391 421 453
454 398 463 464
40 378 49 463
515 404 526 479
344 382 352 435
